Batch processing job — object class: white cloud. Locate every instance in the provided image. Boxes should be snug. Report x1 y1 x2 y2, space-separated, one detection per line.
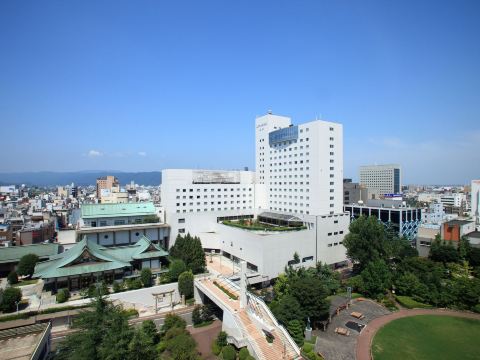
138 151 147 157
88 150 102 157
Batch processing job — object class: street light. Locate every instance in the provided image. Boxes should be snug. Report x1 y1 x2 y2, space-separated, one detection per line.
15 301 20 314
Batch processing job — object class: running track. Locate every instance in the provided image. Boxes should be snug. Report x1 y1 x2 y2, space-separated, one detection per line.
355 308 480 360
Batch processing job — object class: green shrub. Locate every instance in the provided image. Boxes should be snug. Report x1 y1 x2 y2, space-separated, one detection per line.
303 342 314 353
239 347 250 360
192 305 202 325
0 287 22 312
122 308 139 318
220 345 236 360
395 295 432 309
7 271 18 285
178 270 194 299
112 281 123 293
126 278 143 290
140 268 153 287
56 288 70 303
213 281 238 300
381 298 397 311
216 331 228 348
211 341 221 356
245 356 256 360
186 298 195 306
472 304 480 313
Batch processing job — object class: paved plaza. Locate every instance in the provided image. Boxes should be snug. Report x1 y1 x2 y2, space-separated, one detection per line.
315 298 390 360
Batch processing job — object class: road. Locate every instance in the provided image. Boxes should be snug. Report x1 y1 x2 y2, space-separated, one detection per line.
50 307 194 350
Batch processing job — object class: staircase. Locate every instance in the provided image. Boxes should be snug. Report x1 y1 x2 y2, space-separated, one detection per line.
196 275 301 360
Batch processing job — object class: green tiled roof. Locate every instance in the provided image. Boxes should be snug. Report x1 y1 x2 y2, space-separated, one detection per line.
33 235 168 279
81 202 156 219
0 243 59 264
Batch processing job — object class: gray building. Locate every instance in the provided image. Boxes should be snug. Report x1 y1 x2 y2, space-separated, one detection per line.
343 179 368 205
359 164 401 195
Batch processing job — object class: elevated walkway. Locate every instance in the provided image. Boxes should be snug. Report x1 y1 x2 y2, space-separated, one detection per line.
195 275 301 360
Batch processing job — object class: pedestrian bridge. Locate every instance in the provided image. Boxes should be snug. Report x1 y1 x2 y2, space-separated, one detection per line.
194 272 301 360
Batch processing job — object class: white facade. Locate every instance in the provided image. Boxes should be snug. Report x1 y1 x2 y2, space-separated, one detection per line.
255 113 343 215
359 164 401 195
440 193 466 208
161 169 259 215
160 112 349 279
472 180 480 228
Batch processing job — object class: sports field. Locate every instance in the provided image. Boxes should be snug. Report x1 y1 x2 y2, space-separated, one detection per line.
372 315 480 360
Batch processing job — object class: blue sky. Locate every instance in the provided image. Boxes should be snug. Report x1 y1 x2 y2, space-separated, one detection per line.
0 1 479 184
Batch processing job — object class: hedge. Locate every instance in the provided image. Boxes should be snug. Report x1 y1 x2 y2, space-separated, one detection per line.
395 295 433 309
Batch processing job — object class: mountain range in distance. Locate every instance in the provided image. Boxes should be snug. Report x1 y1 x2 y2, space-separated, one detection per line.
0 171 162 187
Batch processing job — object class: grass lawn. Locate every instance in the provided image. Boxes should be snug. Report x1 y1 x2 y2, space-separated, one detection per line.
12 279 38 287
372 315 480 360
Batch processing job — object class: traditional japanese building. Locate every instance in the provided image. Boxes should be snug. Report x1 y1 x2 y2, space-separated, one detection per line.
33 235 168 291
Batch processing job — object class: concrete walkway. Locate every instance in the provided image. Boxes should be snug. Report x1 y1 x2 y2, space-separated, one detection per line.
356 308 480 360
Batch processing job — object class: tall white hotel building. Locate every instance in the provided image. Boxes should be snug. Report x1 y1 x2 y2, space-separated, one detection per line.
161 112 349 281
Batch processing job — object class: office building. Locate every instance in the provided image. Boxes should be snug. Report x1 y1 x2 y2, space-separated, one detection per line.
96 175 120 199
344 199 422 241
359 164 401 195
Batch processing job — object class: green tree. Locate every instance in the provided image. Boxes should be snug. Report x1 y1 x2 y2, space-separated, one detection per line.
287 319 305 346
140 268 153 287
458 236 472 260
238 347 250 360
17 253 39 278
216 331 228 348
313 262 341 295
0 287 22 312
161 313 187 333
272 294 304 326
220 345 236 360
360 260 392 299
56 288 70 303
141 320 159 344
394 272 421 297
161 327 199 360
273 274 289 299
192 305 202 325
55 296 133 360
168 259 187 282
290 276 330 323
169 234 206 274
429 239 459 264
178 270 194 299
343 216 391 271
7 270 18 285
128 327 157 360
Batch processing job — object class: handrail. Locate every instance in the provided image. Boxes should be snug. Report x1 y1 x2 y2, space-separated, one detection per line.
230 311 265 360
220 276 301 358
247 292 301 358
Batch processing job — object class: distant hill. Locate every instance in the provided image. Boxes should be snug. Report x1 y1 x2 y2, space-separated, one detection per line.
0 171 162 187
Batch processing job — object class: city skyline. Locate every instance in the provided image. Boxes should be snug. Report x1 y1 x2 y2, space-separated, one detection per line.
1 1 479 184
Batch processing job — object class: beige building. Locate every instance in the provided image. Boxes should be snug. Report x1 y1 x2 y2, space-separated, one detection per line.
96 175 120 199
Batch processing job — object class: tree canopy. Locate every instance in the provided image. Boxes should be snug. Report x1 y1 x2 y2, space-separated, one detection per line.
17 253 39 278
169 234 206 274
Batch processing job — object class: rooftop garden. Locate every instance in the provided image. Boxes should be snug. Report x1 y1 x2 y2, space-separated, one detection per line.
222 219 306 232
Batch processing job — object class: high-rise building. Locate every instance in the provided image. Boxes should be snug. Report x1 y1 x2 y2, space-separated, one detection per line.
160 112 350 280
359 164 401 195
472 180 480 228
96 175 119 199
255 113 343 215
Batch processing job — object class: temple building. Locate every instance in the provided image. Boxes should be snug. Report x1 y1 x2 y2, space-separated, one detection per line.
33 235 168 291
